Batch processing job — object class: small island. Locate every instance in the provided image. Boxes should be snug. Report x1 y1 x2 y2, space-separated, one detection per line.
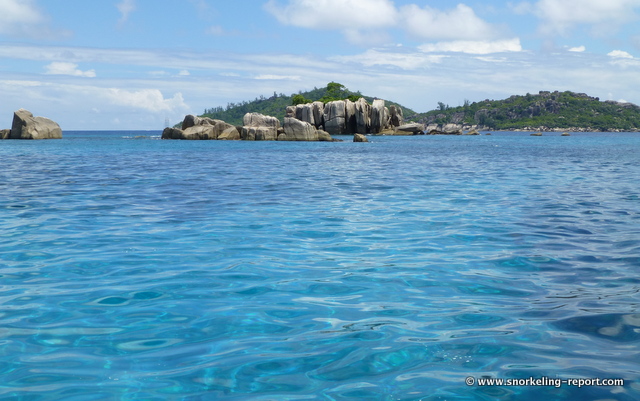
1 109 62 140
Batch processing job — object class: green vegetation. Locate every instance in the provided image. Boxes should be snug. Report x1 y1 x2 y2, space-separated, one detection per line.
200 82 416 126
199 86 640 131
416 91 640 131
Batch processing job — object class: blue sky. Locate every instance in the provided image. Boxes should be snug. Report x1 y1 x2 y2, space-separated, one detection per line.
1 0 640 130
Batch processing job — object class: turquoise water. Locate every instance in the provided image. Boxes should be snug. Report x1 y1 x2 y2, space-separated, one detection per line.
0 131 639 400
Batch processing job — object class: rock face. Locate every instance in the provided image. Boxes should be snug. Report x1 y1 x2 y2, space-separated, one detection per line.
282 117 318 141
354 97 371 134
0 129 10 139
390 105 404 127
370 99 387 134
289 97 400 136
242 113 281 141
7 109 62 139
323 101 348 136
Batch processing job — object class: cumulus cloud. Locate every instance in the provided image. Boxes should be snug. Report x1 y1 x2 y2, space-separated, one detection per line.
45 62 96 77
419 38 522 54
400 4 499 41
608 50 634 58
105 89 189 113
117 0 136 26
265 1 504 45
607 50 640 68
264 0 398 30
0 0 69 39
529 0 640 35
568 45 586 52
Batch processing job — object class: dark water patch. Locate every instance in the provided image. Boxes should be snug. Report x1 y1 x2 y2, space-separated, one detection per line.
553 313 640 342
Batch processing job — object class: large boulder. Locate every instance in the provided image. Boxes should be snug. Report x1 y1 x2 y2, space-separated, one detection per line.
181 114 200 130
218 126 240 140
394 123 425 135
389 105 404 127
353 134 369 142
282 117 319 141
296 103 315 126
10 109 62 139
371 99 390 134
182 125 216 140
345 99 357 134
0 129 10 139
242 113 280 141
323 101 347 135
354 97 371 134
442 123 462 134
312 102 325 128
161 127 183 139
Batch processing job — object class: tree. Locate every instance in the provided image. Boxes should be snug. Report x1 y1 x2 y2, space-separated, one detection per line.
292 94 312 106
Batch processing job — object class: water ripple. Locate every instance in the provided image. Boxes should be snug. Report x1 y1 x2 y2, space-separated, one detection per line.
0 132 639 399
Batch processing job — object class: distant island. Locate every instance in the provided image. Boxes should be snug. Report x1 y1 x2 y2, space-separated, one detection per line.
196 83 640 132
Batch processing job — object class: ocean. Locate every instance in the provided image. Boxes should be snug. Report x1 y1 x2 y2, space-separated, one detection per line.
0 131 639 400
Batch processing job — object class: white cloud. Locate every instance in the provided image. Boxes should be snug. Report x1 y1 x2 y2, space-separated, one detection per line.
419 38 522 54
608 50 634 59
333 49 447 70
531 0 640 35
117 0 136 26
178 70 190 76
400 4 499 41
607 50 640 67
254 74 301 81
44 62 96 77
264 0 398 30
568 46 586 52
265 1 503 44
0 0 69 39
105 89 189 113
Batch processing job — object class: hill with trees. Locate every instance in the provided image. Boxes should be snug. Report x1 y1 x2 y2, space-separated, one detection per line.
416 91 640 131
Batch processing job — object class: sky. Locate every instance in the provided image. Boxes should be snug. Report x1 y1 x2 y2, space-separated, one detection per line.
1 0 640 130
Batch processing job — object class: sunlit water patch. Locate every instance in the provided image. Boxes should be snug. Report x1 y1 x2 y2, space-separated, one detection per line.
0 131 639 400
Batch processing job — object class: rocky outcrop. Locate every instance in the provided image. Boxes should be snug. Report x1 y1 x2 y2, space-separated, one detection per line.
394 123 425 135
164 115 240 140
425 123 486 134
242 113 280 141
4 109 62 139
288 97 401 136
354 134 368 142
